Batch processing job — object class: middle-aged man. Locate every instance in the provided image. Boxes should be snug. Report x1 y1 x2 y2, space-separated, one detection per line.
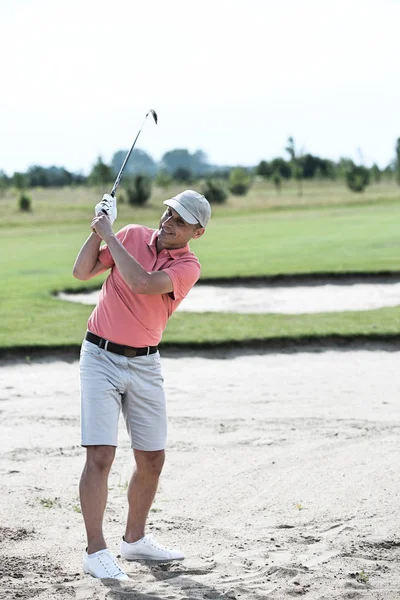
73 189 211 580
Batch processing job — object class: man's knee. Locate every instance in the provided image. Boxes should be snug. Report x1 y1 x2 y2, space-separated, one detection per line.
86 445 116 471
134 449 165 477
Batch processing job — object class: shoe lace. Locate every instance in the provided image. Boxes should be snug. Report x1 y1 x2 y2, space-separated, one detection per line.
146 534 172 552
99 552 125 578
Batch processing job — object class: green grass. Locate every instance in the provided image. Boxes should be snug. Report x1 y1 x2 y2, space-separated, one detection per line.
2 181 400 351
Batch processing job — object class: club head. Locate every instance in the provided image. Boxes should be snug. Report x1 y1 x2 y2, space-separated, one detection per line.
148 109 158 124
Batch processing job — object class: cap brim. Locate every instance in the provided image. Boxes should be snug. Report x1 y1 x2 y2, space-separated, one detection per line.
163 199 199 225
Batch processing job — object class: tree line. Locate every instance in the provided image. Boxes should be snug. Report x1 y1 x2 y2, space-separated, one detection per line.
2 138 400 199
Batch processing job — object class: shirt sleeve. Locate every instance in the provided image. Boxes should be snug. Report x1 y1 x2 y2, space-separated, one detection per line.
164 258 201 301
98 225 131 268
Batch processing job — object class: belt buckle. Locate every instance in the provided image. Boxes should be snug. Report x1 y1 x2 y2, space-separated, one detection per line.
124 347 137 358
99 338 109 351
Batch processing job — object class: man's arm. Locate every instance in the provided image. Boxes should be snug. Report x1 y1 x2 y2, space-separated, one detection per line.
72 232 109 280
90 214 173 295
101 231 173 295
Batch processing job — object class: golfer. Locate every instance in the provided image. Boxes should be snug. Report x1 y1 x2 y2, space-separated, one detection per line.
73 189 211 580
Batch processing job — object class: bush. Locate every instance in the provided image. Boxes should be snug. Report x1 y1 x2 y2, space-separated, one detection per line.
88 156 113 186
155 170 172 188
19 193 32 212
272 171 282 194
256 160 272 178
270 158 291 179
345 165 370 192
228 167 252 196
172 167 193 183
125 175 152 206
201 179 227 204
13 172 27 190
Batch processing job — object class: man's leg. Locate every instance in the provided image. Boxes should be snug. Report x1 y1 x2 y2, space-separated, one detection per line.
80 445 116 554
124 449 165 543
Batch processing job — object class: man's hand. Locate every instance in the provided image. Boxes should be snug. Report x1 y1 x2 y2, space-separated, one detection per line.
95 193 117 225
91 213 115 242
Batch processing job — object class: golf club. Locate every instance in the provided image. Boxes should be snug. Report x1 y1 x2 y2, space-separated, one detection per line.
110 109 158 197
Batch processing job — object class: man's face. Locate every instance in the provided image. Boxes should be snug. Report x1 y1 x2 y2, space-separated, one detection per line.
157 207 204 249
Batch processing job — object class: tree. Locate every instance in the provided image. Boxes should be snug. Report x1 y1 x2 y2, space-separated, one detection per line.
125 175 152 206
256 160 272 178
337 158 354 179
172 167 193 183
27 165 48 187
201 179 227 204
18 193 32 211
160 149 210 175
228 167 252 196
285 136 303 196
88 156 113 186
270 158 291 179
285 136 296 162
26 165 76 187
346 165 370 192
396 138 400 186
298 154 335 179
111 149 157 177
272 171 282 194
0 170 8 196
154 170 172 188
383 162 395 180
370 163 381 183
13 172 27 190
192 150 210 175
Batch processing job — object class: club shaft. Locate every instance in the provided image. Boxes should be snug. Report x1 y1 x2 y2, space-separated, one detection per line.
110 110 157 197
110 115 149 196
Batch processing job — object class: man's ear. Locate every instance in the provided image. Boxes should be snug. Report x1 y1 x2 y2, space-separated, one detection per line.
192 227 205 240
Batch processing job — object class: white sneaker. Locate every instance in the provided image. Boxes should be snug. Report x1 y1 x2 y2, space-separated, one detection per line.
83 548 130 580
120 534 184 562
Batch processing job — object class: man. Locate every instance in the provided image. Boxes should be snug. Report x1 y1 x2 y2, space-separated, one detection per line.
73 189 211 581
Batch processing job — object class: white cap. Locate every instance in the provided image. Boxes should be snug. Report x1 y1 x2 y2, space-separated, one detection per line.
163 190 211 228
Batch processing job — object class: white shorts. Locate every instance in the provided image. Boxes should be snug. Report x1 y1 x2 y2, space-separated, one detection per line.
80 339 167 450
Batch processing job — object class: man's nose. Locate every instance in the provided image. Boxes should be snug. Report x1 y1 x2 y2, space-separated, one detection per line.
164 215 174 225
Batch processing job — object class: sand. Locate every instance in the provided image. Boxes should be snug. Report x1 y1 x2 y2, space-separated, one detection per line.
1 349 400 599
58 281 400 314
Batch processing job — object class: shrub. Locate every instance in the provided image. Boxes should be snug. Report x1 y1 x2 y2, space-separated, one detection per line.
370 163 381 183
13 172 27 190
172 167 193 183
272 171 282 194
18 193 32 212
125 175 152 206
228 167 252 196
346 165 370 192
88 156 113 186
201 179 227 204
155 170 172 188
256 160 272 178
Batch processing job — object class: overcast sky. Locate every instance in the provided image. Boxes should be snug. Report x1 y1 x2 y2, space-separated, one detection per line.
1 0 399 175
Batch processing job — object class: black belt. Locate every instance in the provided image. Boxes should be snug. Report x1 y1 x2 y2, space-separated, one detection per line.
85 331 158 358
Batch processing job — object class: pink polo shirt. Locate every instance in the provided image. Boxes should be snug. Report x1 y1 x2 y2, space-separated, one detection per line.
87 225 200 347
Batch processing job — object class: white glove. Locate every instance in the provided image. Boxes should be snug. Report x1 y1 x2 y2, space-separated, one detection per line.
95 193 117 225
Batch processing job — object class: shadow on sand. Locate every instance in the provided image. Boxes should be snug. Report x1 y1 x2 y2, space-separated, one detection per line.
102 563 229 600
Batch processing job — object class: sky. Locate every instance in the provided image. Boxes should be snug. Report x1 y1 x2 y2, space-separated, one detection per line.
1 0 400 176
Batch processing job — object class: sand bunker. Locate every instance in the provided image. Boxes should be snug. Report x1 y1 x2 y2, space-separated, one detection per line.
58 281 400 313
1 349 400 598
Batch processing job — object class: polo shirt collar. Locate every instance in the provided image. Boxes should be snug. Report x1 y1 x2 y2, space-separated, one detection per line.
147 229 190 259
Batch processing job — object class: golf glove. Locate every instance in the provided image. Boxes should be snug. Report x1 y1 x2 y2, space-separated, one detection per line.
95 193 117 225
